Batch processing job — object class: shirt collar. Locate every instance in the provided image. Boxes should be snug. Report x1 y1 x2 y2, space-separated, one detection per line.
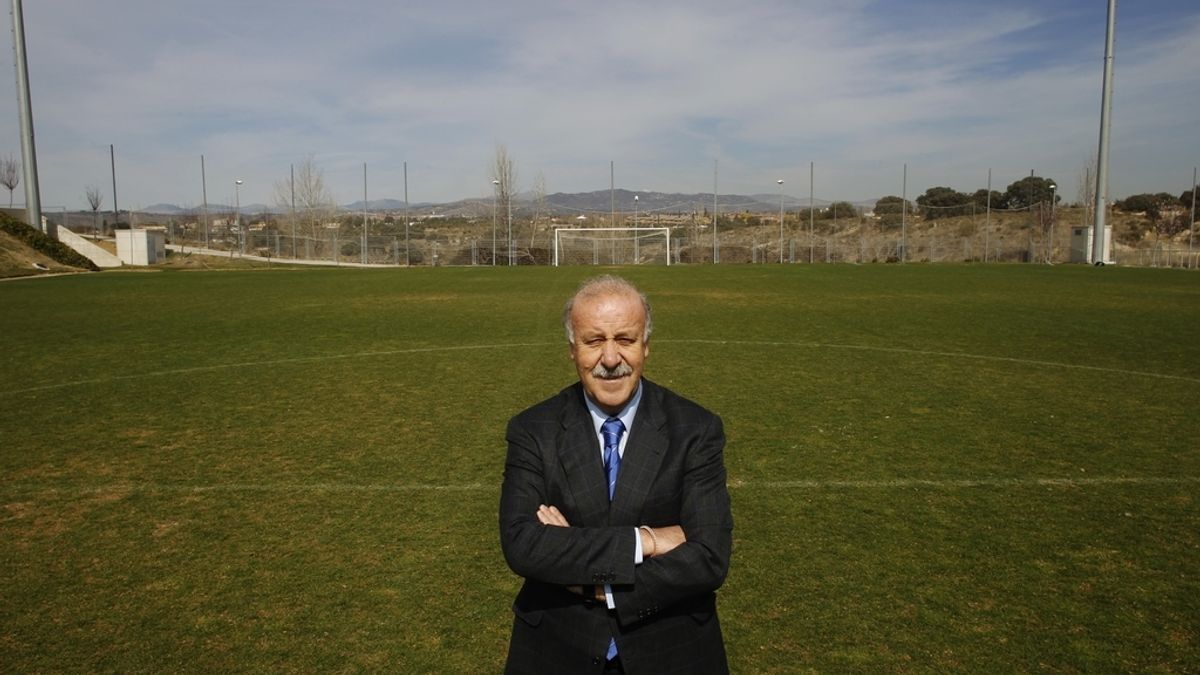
583 379 642 435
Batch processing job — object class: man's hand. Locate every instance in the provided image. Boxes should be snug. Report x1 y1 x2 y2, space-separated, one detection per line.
639 525 686 557
538 503 687 560
537 504 570 527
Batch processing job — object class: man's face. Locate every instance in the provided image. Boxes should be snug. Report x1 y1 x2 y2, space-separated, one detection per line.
569 291 649 416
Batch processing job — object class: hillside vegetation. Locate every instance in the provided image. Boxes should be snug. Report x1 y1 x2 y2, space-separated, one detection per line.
0 212 98 278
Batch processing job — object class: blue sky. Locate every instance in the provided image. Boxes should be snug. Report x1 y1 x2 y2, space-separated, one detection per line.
2 0 1197 210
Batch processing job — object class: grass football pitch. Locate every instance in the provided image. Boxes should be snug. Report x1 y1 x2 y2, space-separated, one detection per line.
1 264 1197 672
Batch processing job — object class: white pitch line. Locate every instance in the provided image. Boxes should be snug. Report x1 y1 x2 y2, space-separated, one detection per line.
749 476 1200 489
3 475 1196 497
0 342 552 397
3 337 1197 398
658 339 1200 385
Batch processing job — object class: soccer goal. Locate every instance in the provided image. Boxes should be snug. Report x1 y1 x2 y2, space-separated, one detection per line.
553 227 672 266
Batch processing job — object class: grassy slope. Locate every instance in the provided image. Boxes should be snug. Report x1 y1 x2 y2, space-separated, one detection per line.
0 212 98 276
0 265 1197 672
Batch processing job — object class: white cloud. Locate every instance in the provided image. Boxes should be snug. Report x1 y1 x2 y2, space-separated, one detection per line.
1 0 1196 209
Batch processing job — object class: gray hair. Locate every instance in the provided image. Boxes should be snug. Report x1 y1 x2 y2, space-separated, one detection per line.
562 275 653 345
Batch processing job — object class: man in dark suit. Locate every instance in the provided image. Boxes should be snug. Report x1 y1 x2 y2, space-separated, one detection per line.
500 275 733 674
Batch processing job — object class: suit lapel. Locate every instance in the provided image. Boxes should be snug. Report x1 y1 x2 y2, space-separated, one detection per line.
608 380 668 525
557 385 611 526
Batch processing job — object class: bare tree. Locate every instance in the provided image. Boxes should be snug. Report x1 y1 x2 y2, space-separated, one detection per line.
492 144 517 264
1077 157 1097 228
86 185 103 237
273 155 337 250
1 154 19 207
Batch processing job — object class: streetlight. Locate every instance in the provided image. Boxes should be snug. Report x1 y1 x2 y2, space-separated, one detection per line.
1048 182 1057 263
235 179 243 254
491 179 499 266
634 195 639 263
777 179 785 263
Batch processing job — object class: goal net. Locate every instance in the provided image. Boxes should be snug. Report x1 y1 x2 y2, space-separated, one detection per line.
553 228 672 266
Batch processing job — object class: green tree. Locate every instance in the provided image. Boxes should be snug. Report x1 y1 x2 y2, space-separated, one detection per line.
1002 176 1059 210
971 189 1004 209
916 186 971 220
1115 192 1176 215
874 196 912 228
823 201 859 220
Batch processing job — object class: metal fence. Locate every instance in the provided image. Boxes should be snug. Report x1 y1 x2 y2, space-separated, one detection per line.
31 209 1200 269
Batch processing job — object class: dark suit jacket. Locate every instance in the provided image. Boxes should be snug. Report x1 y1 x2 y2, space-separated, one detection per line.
500 379 733 674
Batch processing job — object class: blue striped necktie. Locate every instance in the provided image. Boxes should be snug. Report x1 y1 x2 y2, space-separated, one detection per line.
601 418 625 501
600 417 625 661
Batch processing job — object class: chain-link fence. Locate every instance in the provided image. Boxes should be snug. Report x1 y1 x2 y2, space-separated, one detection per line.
32 207 1200 270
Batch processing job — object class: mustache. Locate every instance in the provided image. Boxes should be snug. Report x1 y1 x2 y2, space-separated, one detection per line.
591 361 633 380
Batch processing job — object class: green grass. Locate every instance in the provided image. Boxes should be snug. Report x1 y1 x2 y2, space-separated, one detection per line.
1 264 1198 672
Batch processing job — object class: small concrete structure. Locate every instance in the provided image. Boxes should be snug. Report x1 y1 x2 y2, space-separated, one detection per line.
1069 225 1113 264
116 229 166 265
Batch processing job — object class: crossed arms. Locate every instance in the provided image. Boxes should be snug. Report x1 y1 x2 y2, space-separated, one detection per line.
499 411 732 626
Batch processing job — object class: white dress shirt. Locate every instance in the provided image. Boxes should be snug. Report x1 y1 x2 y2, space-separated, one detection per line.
582 380 645 609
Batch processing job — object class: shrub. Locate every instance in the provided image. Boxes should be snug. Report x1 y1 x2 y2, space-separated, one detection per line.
0 212 99 271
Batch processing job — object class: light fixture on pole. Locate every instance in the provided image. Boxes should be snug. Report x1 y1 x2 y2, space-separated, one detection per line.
634 195 640 263
777 179 785 263
491 179 499 266
235 179 244 254
1048 182 1057 263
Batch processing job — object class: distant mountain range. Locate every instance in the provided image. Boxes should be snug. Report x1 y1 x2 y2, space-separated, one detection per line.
136 190 879 217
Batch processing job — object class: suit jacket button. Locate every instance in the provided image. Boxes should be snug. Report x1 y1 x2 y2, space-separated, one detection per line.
592 657 603 665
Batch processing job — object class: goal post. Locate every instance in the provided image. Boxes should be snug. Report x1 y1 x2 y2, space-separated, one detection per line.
553 227 672 266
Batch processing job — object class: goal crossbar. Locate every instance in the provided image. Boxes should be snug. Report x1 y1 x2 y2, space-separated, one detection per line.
553 227 671 267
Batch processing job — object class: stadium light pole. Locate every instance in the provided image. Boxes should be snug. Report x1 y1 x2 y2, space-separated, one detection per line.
11 0 43 233
404 161 410 266
1092 0 1116 265
201 155 210 248
777 179 785 263
1189 167 1197 267
712 159 719 264
506 182 513 266
809 162 815 263
235 179 243 254
491 179 499 266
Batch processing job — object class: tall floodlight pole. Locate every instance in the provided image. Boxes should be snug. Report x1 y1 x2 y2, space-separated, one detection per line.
361 163 368 264
507 180 513 266
609 161 615 229
1189 166 1197 266
809 162 815 263
1092 0 1117 265
776 179 785 263
901 163 908 263
110 144 118 230
985 169 992 262
201 155 210 248
403 161 410 266
491 179 499 266
713 159 719 264
289 163 296 259
11 0 42 233
235 179 243 254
